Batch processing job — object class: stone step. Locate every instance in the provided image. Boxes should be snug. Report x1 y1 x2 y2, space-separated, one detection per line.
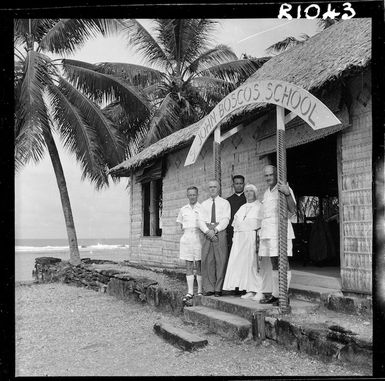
194 295 319 321
289 283 372 316
194 295 272 321
292 269 342 290
184 305 251 340
289 282 343 302
153 321 208 351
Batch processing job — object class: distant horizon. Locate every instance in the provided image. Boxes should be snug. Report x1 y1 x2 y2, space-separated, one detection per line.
16 237 129 241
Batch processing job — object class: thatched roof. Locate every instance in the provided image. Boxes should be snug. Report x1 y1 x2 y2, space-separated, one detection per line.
109 19 371 177
245 18 371 90
109 120 201 176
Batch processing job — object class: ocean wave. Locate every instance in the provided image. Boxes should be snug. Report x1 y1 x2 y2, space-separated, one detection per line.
15 243 129 252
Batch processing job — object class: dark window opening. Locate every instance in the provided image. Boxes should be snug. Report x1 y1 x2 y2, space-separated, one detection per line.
142 179 162 237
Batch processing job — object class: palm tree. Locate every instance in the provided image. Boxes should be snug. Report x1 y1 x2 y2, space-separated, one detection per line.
62 19 269 149
14 19 150 264
266 19 341 55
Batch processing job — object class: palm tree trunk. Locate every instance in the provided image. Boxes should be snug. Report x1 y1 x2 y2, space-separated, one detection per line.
43 127 81 265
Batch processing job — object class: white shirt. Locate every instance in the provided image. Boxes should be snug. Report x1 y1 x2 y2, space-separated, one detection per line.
199 196 231 234
259 185 296 239
176 202 201 229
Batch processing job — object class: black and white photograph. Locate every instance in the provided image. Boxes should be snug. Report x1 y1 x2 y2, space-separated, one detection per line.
5 1 384 378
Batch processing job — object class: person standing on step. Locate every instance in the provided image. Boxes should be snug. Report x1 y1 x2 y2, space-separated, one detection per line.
177 186 203 304
223 184 263 301
199 180 231 297
226 175 246 295
258 165 296 306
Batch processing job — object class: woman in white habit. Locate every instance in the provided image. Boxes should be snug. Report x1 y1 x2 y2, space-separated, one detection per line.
223 183 262 301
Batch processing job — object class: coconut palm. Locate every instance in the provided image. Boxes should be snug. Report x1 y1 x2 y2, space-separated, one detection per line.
14 19 150 264
62 19 269 149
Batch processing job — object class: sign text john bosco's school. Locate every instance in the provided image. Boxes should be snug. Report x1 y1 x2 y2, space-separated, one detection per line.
185 80 341 166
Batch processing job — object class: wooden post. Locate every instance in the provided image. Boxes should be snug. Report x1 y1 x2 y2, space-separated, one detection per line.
276 105 290 314
252 311 266 343
213 126 222 196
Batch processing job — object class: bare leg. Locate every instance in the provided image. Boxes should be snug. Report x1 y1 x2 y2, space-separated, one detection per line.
186 260 194 295
195 260 202 294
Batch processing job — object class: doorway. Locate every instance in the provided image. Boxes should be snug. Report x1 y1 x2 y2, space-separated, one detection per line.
267 134 341 290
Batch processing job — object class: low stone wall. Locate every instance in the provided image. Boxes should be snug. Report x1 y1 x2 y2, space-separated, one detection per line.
33 257 185 316
264 316 372 365
125 264 373 317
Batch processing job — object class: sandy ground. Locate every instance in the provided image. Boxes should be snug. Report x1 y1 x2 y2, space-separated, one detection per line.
15 283 372 377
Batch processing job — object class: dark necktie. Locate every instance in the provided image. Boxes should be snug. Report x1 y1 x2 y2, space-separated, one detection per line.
211 198 216 223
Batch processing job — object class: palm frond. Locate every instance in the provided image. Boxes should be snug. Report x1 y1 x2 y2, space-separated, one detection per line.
61 59 151 117
14 19 28 47
103 101 149 157
96 62 164 88
15 70 51 171
14 19 30 37
180 19 218 65
33 19 61 45
15 50 54 139
15 117 48 171
196 57 268 85
266 36 307 55
317 18 341 30
47 84 109 188
154 19 178 64
190 76 234 101
118 19 170 69
185 44 238 76
58 77 126 167
144 93 183 146
39 19 124 55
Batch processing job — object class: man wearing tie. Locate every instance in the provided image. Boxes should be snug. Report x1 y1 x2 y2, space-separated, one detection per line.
199 180 231 297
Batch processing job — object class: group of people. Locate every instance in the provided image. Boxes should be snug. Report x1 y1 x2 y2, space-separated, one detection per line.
176 165 296 307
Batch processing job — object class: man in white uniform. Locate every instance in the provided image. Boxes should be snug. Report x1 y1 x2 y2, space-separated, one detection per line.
258 165 296 306
177 186 203 303
199 180 231 296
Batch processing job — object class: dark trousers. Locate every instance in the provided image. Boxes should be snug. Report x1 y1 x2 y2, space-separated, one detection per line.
201 230 228 293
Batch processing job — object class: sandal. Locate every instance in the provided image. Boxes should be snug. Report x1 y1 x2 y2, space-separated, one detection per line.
182 293 193 302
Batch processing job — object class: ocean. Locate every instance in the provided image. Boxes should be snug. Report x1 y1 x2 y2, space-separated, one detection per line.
15 238 130 282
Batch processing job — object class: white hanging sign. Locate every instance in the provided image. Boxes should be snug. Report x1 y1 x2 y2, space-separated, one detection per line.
185 80 341 166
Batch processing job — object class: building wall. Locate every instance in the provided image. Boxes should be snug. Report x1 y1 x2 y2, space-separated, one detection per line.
127 121 269 270
126 70 373 295
339 70 372 294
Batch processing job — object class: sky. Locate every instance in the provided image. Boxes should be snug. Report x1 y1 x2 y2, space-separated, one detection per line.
14 18 320 240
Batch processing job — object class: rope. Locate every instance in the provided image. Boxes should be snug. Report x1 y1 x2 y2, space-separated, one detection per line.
277 128 290 313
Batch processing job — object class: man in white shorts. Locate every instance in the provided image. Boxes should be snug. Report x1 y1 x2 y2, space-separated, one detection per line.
258 165 296 306
176 186 203 303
